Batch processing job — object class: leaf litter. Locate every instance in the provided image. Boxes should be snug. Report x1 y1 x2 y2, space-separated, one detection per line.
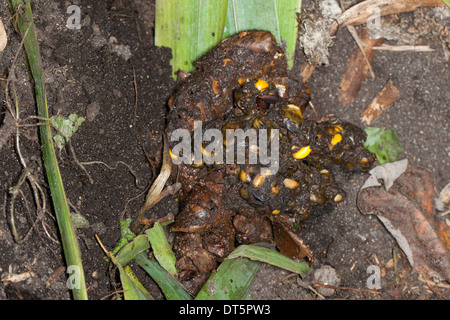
358 160 450 282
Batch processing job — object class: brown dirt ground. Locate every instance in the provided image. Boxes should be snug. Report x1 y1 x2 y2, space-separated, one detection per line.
0 0 448 300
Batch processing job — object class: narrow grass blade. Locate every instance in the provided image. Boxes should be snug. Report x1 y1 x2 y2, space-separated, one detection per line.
227 244 310 277
146 222 178 275
10 0 87 300
116 234 150 266
121 265 154 300
135 253 192 300
155 0 228 79
195 257 260 300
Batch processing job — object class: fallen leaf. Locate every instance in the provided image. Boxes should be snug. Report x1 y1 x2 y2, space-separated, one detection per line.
358 164 450 282
361 158 408 191
361 79 402 125
363 127 404 164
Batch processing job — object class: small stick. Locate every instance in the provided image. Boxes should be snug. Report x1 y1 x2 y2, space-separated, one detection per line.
364 44 434 52
313 283 382 295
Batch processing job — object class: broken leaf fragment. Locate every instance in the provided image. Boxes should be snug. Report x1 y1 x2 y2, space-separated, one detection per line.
49 113 85 150
363 127 403 164
361 79 401 125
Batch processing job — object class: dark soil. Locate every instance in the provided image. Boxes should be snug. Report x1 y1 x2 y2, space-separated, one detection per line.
0 0 448 300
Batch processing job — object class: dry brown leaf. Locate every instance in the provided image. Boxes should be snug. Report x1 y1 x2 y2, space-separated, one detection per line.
358 164 450 282
338 28 384 107
361 79 402 124
361 159 408 191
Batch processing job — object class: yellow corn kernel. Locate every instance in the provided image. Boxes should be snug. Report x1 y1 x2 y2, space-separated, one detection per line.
292 146 311 159
334 194 343 202
239 170 251 183
255 79 269 92
271 186 279 194
327 125 343 134
331 133 342 146
283 179 299 189
238 77 247 85
252 173 266 188
271 210 281 215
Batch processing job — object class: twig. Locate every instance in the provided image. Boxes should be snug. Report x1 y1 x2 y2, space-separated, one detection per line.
313 283 382 295
363 44 435 52
307 285 326 300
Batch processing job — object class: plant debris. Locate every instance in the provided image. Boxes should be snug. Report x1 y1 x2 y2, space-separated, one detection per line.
358 163 450 282
49 113 85 151
361 79 402 125
337 27 385 107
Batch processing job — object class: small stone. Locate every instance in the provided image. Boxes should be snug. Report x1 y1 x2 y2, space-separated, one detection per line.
313 265 341 296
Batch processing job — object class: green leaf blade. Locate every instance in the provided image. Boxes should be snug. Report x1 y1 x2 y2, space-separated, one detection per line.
227 244 310 277
146 222 178 275
155 0 228 79
223 0 280 40
195 257 260 300
136 253 192 300
116 234 150 266
276 0 302 69
121 265 154 300
223 0 301 69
